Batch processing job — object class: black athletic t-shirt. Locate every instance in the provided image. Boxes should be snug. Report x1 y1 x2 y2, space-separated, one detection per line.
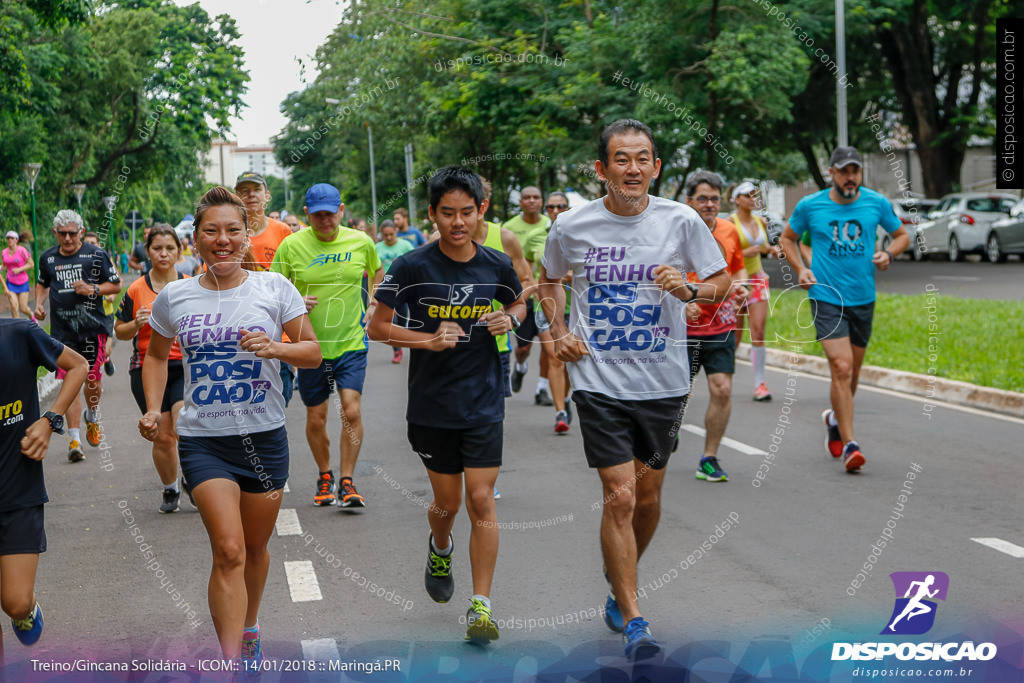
0 320 63 512
375 241 522 428
131 242 152 274
37 243 120 343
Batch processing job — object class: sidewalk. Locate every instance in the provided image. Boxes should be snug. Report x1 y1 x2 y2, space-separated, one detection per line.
740 343 1024 419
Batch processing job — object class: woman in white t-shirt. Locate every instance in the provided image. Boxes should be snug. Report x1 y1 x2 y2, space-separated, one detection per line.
139 187 321 670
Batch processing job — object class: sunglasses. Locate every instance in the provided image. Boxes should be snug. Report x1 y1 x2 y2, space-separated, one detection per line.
55 230 80 237
546 204 568 210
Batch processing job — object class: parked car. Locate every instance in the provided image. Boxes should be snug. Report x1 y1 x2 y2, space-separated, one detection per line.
984 198 1024 262
912 193 1017 261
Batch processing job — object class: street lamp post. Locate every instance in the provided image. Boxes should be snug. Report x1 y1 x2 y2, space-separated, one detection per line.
103 196 117 254
72 183 87 219
366 121 378 229
22 163 42 269
836 0 848 148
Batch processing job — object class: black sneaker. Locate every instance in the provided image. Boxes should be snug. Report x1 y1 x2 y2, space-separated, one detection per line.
104 359 115 376
159 488 180 514
535 387 553 406
424 533 454 603
511 363 527 393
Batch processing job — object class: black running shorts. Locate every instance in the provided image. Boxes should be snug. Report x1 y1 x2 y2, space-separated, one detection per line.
407 421 503 474
572 390 688 471
687 330 736 377
810 299 875 348
0 505 46 555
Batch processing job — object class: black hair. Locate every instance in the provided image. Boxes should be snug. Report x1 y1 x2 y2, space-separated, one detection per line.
428 165 484 210
598 119 658 166
380 219 396 229
685 170 723 197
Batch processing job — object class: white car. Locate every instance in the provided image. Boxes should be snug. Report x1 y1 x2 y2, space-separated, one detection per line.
913 193 1017 261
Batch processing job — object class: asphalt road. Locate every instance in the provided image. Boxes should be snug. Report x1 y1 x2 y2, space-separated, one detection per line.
762 255 1023 300
7 339 1024 681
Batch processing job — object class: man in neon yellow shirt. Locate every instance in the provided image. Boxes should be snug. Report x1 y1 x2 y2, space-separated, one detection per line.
272 183 382 509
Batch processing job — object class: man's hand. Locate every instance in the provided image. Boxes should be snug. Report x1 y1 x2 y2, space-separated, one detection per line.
20 418 52 461
553 331 589 363
798 268 817 290
478 310 513 337
303 295 318 312
34 304 46 320
361 302 377 326
872 250 893 271
72 280 95 296
652 264 688 300
685 302 700 323
731 282 751 307
139 411 162 442
425 321 466 351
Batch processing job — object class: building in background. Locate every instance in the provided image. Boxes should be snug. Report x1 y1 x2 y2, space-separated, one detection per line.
203 140 284 187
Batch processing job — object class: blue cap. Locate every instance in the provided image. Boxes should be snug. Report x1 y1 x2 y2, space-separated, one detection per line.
305 183 342 214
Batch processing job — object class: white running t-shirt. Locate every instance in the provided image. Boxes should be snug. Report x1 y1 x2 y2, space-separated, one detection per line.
149 271 307 436
542 195 726 400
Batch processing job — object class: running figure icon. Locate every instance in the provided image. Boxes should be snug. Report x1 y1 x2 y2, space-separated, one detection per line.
888 575 939 631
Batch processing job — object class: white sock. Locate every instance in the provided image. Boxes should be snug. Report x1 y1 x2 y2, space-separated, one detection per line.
69 428 81 443
431 535 452 556
827 410 838 428
472 594 491 610
515 361 528 373
165 481 180 493
87 408 99 423
752 346 766 386
536 377 550 392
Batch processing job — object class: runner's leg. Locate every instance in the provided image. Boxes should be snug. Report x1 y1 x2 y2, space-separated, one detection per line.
0 554 40 622
425 470 461 553
193 478 246 659
598 461 641 622
632 464 667 560
338 389 363 479
821 337 856 444
305 402 331 474
463 466 500 596
239 489 284 629
704 373 732 457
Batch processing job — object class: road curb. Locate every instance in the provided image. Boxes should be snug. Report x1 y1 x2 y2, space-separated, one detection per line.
38 372 60 403
739 343 1024 419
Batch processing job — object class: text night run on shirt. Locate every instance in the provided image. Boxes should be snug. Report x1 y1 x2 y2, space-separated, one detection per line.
177 313 270 406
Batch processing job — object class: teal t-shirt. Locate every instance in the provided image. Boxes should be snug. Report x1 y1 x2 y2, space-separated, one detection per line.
376 238 414 273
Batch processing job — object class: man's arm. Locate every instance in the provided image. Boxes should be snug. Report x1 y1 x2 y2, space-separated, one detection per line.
873 225 910 270
34 284 48 320
500 228 537 297
780 226 816 290
21 346 88 461
367 302 464 351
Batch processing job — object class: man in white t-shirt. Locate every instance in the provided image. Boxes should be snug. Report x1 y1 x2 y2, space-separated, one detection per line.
539 119 729 660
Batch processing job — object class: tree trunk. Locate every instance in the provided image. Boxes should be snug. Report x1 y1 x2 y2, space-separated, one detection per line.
799 142 827 190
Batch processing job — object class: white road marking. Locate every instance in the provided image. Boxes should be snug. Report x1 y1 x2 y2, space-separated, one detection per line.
971 537 1024 558
932 276 980 281
756 362 1024 426
680 424 767 456
301 638 340 682
284 561 323 602
283 482 290 493
275 508 303 536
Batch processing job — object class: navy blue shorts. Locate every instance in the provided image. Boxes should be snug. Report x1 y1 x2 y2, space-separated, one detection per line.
0 505 46 555
810 299 875 348
130 361 185 414
297 350 367 406
499 350 512 398
178 426 288 494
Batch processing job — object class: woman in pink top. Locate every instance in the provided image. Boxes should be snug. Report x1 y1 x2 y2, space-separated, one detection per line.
2 231 34 320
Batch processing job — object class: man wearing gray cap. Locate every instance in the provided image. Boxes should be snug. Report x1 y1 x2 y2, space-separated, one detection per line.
779 147 909 473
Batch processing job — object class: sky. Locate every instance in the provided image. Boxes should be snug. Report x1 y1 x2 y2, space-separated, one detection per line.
176 0 344 146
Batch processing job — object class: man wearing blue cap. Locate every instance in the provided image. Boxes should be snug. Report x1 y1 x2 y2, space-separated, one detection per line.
272 183 382 508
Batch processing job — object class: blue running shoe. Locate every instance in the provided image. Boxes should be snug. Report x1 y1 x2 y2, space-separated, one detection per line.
241 624 263 674
604 594 625 633
623 616 661 660
696 456 728 482
12 603 43 646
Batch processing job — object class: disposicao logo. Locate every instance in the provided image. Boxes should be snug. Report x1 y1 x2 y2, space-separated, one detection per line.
832 571 997 662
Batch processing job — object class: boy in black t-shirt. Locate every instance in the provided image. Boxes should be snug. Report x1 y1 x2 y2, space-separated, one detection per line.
368 166 526 645
0 320 87 655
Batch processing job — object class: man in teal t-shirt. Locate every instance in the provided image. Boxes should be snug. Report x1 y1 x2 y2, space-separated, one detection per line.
272 183 382 510
375 220 414 364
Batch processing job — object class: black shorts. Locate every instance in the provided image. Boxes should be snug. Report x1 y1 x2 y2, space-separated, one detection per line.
0 505 46 555
810 299 875 348
178 426 288 494
513 305 538 347
687 330 736 377
572 391 688 471
407 422 503 474
499 350 512 398
130 361 185 414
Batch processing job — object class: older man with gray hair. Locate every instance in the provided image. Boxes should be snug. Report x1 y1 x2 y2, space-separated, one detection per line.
34 209 121 462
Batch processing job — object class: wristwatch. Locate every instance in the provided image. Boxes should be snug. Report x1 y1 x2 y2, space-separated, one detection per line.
93 284 100 296
507 312 522 330
685 283 700 302
43 411 65 434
